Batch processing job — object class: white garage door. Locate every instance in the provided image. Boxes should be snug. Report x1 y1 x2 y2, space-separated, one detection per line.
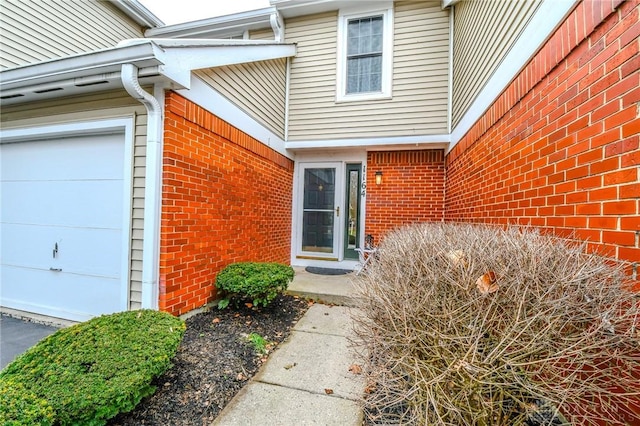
1 132 128 321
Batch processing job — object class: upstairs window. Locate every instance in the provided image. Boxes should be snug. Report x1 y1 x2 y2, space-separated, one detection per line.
347 16 383 93
337 5 393 102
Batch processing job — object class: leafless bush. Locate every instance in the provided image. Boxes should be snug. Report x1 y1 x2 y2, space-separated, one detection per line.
352 223 640 425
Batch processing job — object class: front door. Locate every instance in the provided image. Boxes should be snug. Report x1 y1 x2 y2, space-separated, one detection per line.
299 163 342 259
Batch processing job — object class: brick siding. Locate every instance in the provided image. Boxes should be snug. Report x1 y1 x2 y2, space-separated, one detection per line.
159 92 294 316
445 0 639 266
366 150 445 244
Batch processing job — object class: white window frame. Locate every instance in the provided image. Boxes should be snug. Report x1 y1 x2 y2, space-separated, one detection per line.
336 3 394 103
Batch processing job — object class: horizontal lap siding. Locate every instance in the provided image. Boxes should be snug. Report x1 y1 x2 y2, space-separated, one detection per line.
0 0 143 69
451 0 541 127
446 0 640 266
0 92 147 309
196 58 287 138
287 1 450 141
249 28 274 40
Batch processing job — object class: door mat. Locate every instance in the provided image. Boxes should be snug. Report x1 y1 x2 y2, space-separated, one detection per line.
304 266 352 276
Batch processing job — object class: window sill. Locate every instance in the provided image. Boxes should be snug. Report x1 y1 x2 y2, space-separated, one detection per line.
335 92 393 104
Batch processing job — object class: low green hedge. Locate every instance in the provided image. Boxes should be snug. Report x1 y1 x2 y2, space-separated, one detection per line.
0 379 54 426
216 262 294 309
0 310 185 426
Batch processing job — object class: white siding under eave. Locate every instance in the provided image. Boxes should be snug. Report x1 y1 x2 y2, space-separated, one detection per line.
0 91 147 310
451 0 542 127
196 58 287 139
0 0 144 69
286 1 450 141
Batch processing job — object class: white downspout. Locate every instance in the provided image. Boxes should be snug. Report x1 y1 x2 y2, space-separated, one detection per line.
121 63 163 310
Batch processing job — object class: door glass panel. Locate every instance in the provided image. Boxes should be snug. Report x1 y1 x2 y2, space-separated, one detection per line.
302 168 335 253
347 170 359 249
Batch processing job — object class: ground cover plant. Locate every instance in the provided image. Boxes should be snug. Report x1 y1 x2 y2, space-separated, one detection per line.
216 262 295 309
0 310 185 425
109 295 309 425
353 223 640 425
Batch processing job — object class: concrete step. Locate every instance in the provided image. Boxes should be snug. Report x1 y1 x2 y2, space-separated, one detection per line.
286 267 360 307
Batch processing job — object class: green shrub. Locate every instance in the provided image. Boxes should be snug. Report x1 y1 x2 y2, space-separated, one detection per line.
216 262 294 309
353 223 640 426
0 310 185 426
0 379 54 426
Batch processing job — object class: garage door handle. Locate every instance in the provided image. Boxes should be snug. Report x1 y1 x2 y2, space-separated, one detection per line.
49 267 62 272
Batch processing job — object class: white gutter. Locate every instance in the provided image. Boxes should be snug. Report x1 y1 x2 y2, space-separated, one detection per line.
144 7 275 38
121 64 163 310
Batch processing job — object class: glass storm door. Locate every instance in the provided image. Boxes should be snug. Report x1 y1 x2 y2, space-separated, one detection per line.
343 164 362 259
300 164 342 258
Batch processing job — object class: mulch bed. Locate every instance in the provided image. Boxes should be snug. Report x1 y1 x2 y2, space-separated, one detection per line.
109 295 310 425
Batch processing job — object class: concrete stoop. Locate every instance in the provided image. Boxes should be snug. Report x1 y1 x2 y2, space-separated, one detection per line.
213 304 365 425
285 267 361 307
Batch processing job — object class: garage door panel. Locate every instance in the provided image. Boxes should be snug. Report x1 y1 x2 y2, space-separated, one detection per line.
1 266 122 322
0 131 128 321
0 135 124 181
1 180 123 229
1 223 122 278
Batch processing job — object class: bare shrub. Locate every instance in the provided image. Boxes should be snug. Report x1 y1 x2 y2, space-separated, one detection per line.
352 223 640 425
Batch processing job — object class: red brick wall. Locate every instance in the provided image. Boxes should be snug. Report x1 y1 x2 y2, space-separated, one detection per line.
366 150 445 243
160 92 294 316
445 0 639 265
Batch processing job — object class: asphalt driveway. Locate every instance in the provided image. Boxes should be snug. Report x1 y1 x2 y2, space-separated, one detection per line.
0 314 59 370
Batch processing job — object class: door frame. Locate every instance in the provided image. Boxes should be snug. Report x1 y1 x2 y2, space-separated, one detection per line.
291 151 367 266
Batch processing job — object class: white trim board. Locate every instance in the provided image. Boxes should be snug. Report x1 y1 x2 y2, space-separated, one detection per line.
448 0 577 152
286 134 450 151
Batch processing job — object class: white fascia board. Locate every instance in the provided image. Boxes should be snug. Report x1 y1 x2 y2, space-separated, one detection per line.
159 43 296 88
113 0 165 27
448 0 577 152
117 39 297 89
286 134 451 151
0 43 164 92
144 7 275 38
178 75 291 159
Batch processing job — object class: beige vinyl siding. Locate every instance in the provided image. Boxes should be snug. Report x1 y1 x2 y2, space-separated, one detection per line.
286 1 450 141
451 0 542 127
0 0 143 69
249 28 274 40
0 91 147 310
196 58 287 138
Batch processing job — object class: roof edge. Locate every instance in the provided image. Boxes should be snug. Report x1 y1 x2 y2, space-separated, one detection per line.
145 7 276 38
113 0 165 28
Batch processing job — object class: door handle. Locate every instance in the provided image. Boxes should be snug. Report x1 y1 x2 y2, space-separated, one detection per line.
336 206 340 217
49 267 62 272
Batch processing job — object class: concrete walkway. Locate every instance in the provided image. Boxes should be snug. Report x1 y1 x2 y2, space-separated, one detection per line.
213 302 364 426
